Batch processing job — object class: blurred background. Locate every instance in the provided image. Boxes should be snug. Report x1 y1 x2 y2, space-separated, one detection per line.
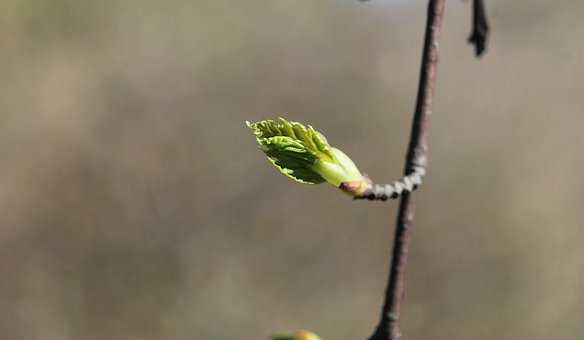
2 1 584 339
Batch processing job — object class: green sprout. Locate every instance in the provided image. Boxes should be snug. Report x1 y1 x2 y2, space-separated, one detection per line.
247 118 369 196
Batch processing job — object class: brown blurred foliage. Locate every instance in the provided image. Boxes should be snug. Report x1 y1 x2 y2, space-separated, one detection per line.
1 1 584 339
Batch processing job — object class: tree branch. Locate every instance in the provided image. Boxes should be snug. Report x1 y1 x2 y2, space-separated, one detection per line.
368 1 446 339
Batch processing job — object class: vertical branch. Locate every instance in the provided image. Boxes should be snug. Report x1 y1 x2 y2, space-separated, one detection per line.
369 1 446 340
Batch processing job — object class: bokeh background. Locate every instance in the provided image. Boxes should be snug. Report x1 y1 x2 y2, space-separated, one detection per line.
2 1 584 339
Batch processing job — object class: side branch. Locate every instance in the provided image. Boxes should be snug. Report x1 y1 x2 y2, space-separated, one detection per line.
368 1 446 340
351 167 426 201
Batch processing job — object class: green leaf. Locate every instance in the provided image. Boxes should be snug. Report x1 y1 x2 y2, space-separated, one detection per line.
271 334 297 340
272 330 322 340
247 118 365 189
247 118 327 184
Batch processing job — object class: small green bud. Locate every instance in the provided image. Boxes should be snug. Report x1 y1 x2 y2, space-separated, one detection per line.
247 118 368 195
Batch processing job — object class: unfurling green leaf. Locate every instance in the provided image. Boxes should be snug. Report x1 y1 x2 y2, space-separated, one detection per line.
272 330 322 340
247 118 368 195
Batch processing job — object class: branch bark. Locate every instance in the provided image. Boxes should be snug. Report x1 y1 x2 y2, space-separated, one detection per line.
368 1 446 339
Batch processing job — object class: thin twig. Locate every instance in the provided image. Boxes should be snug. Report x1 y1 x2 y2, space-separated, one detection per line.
352 167 426 201
368 1 446 340
468 0 489 57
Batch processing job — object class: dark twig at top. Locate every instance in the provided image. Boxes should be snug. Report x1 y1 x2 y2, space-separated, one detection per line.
367 0 446 339
468 0 490 57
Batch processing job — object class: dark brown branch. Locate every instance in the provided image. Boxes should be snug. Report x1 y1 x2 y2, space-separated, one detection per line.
468 0 489 57
368 1 446 340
